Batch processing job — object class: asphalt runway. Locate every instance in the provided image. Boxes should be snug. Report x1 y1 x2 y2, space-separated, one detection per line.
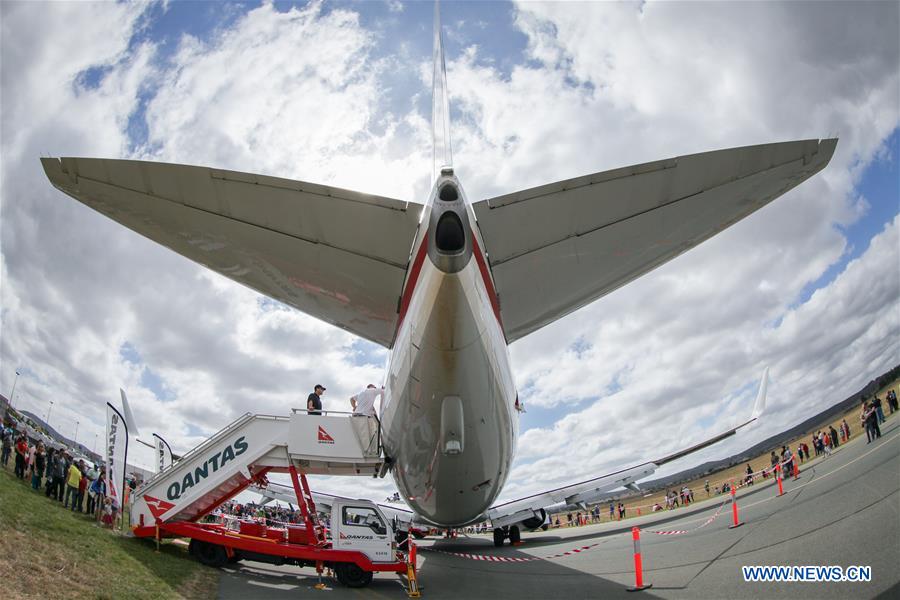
218 418 900 599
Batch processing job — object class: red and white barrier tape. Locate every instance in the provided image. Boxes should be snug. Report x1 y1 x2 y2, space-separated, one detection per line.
646 497 728 536
425 541 605 563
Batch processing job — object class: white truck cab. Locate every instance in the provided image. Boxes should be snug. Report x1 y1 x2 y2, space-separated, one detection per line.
331 499 395 563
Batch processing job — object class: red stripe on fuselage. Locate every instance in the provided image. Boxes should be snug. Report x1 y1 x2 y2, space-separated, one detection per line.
393 232 504 342
395 233 429 335
472 236 504 332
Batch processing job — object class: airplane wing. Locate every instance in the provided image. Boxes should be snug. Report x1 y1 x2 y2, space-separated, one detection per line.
41 157 421 347
473 139 837 342
486 368 768 529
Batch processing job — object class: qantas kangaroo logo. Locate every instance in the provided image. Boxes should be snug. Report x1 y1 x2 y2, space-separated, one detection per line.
317 426 335 444
144 495 176 519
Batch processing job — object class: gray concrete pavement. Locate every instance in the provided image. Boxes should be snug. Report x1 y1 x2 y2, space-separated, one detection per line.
218 418 900 599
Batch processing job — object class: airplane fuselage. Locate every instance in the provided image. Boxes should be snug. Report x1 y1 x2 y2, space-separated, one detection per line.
381 172 518 526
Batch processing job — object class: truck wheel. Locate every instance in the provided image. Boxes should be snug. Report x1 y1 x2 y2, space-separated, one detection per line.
334 563 374 588
493 528 505 547
196 541 228 568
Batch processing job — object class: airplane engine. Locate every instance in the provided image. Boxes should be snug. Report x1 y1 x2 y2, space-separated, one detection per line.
522 508 547 530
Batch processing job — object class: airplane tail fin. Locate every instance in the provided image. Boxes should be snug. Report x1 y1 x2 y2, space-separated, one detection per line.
432 1 452 179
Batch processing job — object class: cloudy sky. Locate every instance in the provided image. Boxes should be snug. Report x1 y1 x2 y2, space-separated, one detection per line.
1 1 898 504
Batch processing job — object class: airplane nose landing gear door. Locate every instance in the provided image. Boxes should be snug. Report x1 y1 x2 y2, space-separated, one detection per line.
441 396 464 455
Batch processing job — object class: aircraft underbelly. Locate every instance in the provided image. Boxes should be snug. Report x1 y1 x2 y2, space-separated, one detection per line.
383 257 516 526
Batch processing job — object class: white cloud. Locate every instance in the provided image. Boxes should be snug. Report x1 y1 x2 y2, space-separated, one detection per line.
503 216 899 500
1 1 897 506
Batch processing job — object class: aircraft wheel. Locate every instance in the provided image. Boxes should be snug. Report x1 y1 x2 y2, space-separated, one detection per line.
493 528 505 547
334 562 374 588
196 541 228 568
509 525 521 544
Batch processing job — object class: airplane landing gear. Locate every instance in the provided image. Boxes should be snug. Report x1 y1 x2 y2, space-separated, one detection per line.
509 525 521 544
493 525 521 546
493 527 505 546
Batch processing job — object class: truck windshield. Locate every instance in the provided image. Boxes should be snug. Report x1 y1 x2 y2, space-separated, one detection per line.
343 506 386 535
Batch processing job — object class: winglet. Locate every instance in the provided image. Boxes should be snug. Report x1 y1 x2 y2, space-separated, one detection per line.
749 366 768 422
652 367 770 466
120 388 141 437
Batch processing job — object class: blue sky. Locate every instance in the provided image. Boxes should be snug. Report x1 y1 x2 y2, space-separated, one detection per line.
790 128 899 309
2 0 897 501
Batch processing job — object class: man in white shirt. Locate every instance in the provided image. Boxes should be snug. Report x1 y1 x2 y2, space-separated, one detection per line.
350 385 384 454
350 384 383 417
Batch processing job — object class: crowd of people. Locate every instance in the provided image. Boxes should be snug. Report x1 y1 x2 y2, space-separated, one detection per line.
211 499 324 529
1 421 120 527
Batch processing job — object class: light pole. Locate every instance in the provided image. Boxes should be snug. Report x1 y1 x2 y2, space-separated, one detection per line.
93 433 99 454
74 420 80 446
46 401 54 428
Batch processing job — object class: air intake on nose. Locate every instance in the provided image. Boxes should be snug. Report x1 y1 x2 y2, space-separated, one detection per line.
435 211 465 253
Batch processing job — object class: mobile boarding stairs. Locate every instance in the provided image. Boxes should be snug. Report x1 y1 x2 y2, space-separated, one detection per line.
130 410 416 588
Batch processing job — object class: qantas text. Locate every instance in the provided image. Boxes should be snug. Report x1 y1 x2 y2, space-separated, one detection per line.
166 436 249 500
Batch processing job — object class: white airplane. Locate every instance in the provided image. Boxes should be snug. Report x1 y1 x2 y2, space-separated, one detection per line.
42 5 832 546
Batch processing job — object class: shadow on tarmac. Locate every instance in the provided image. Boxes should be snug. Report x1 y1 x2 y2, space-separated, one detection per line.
418 536 657 600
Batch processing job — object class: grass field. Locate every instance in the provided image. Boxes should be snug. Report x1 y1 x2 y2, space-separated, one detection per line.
0 466 217 599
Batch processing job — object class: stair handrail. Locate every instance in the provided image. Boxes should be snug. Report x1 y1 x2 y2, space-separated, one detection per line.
135 412 255 492
289 409 383 456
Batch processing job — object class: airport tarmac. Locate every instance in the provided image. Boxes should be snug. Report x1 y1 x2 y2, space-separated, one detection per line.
218 418 899 599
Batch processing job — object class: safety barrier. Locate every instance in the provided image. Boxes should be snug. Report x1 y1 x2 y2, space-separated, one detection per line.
646 496 728 536
425 541 605 563
728 483 744 529
626 527 651 592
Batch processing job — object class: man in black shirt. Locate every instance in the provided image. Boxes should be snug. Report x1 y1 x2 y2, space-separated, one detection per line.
307 385 325 415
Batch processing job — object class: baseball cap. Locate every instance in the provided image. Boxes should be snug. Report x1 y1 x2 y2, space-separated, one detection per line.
314 384 326 391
